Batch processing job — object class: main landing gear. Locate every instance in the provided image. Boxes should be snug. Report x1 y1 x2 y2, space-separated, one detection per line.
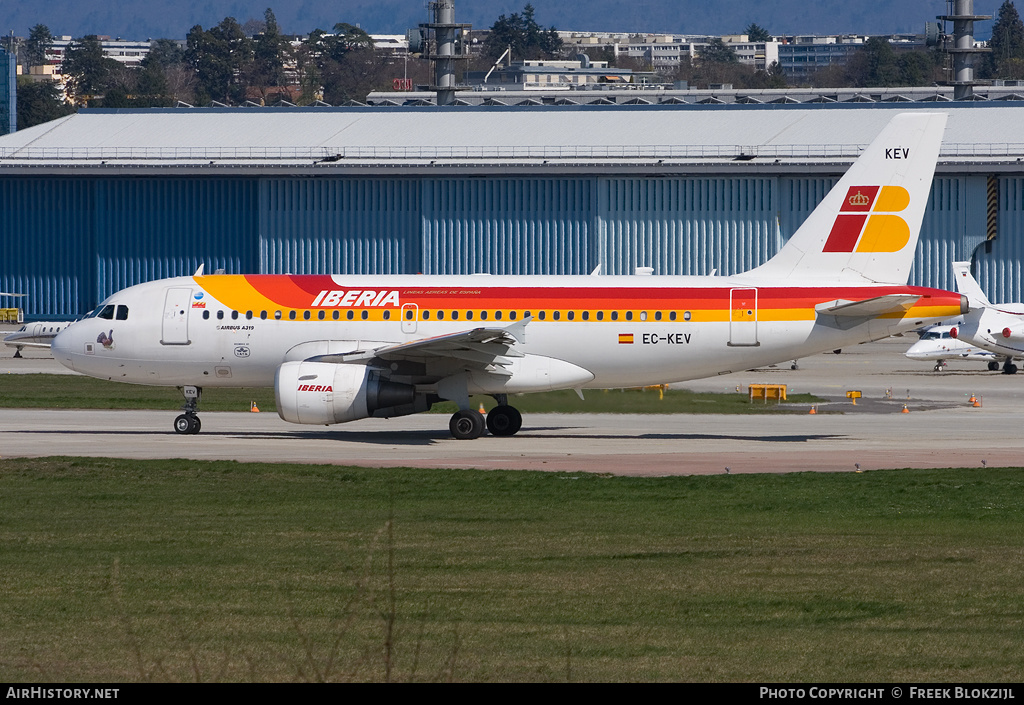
1003 358 1019 375
448 396 523 440
174 385 202 434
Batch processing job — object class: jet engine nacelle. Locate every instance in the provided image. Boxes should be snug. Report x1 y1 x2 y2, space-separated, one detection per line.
275 361 421 425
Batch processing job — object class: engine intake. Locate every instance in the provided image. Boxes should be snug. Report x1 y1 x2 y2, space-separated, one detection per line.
275 361 420 425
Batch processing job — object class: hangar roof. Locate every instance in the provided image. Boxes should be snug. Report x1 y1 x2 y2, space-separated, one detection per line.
2 103 1023 175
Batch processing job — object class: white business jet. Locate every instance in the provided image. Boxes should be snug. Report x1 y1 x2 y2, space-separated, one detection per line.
950 262 1024 374
904 324 1004 371
4 321 74 357
52 113 966 438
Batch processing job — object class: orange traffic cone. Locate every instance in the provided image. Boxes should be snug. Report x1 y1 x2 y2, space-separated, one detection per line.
809 406 817 415
901 404 909 413
968 393 977 405
250 401 260 412
479 403 486 414
973 396 982 408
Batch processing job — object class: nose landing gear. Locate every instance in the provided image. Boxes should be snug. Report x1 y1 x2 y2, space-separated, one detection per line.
173 385 203 434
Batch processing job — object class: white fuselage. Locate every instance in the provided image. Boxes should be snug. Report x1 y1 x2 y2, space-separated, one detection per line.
4 321 74 351
952 305 1024 361
53 273 965 394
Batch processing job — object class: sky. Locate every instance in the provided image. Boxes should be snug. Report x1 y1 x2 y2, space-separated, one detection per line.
1 0 995 40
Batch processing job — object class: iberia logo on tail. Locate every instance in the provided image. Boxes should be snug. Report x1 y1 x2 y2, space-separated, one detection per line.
823 185 911 253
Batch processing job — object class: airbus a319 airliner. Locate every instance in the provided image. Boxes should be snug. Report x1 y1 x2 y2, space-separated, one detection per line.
52 112 967 439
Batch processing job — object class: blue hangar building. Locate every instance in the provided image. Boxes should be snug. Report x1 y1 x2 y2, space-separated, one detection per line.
0 102 1022 318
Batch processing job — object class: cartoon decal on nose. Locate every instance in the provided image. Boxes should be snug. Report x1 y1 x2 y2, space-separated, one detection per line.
823 186 911 253
96 330 115 349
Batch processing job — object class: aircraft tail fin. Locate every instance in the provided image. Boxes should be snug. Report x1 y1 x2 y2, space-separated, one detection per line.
951 261 992 307
746 112 948 285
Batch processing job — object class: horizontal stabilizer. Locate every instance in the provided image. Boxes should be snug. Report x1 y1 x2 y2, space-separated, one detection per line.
815 294 921 318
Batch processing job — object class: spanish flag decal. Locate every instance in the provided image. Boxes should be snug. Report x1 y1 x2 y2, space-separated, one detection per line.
618 333 634 344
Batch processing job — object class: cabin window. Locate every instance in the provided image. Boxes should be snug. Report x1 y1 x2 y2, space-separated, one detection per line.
405 309 414 320
303 310 311 320
383 310 391 320
231 310 239 320
260 311 267 320
495 311 502 321
346 310 354 320
332 310 340 320
582 311 589 321
626 311 634 321
509 311 517 321
480 311 488 320
466 311 474 320
361 310 368 320
567 311 574 321
317 310 325 320
274 310 282 320
639 311 647 321
423 310 431 320
654 311 662 321
538 311 546 321
217 310 224 320
437 311 444 320
597 311 604 321
683 311 692 321
288 311 297 320
611 312 619 321
246 311 253 320
669 311 676 321
553 311 560 321
202 310 210 320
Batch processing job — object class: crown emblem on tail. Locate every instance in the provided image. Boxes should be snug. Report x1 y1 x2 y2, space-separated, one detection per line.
848 190 871 207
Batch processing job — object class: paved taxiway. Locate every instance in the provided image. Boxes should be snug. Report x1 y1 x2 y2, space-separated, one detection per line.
3 333 1024 475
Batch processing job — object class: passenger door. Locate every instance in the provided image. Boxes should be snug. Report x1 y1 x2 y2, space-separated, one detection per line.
728 288 759 347
161 287 192 345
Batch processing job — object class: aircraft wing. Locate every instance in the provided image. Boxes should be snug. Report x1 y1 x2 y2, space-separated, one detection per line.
815 294 921 318
307 319 530 376
3 340 53 349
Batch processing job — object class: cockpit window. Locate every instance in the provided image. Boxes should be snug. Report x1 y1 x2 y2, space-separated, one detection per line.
97 305 115 320
115 305 129 320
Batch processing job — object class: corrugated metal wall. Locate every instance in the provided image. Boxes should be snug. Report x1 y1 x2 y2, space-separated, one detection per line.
0 171 1021 317
599 177 780 276
0 178 93 317
261 178 420 274
98 178 258 294
421 178 593 274
975 176 1024 304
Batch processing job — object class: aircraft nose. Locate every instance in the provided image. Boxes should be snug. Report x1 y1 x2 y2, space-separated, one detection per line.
51 326 77 371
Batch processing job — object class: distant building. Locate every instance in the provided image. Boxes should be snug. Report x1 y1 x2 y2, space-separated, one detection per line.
558 31 780 72
0 49 15 135
45 37 154 69
776 35 868 82
464 57 633 90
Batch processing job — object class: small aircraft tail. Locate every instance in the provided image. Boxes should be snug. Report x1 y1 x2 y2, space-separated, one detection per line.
951 261 993 307
746 112 948 285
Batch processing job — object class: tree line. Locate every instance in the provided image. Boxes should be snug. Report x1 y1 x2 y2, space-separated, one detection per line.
13 1 1024 131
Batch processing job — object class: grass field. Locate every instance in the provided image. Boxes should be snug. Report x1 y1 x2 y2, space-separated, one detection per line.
0 374 820 414
2 457 1023 682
